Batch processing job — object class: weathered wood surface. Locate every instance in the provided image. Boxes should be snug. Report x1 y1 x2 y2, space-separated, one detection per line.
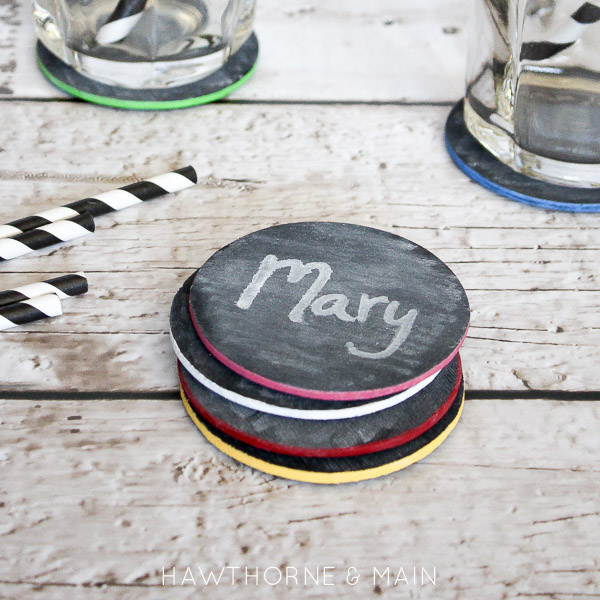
1 398 599 599
0 102 598 392
1 2 599 598
0 0 467 101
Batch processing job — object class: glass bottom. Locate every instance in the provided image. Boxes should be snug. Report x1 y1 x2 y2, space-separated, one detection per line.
464 98 600 189
33 0 253 89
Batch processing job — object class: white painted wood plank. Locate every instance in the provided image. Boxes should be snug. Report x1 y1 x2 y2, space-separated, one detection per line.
1 0 467 101
0 101 595 236
0 0 20 95
1 329 597 392
0 269 597 391
0 271 598 333
0 0 56 98
0 398 598 599
0 102 598 392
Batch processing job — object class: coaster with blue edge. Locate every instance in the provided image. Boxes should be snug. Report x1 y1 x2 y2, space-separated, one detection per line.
445 99 600 213
36 33 258 110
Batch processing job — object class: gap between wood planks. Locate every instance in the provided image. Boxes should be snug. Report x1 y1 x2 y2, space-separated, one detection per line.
0 97 456 106
0 390 598 401
0 580 164 589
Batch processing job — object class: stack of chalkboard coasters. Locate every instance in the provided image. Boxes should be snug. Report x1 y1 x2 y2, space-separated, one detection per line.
169 222 470 484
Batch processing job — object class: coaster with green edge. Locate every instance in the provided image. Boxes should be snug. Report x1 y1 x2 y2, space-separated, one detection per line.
36 33 258 110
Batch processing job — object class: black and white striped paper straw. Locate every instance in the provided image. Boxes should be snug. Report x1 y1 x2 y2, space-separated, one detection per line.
96 0 148 45
0 294 62 331
521 1 600 60
0 273 88 308
0 212 95 262
0 166 198 240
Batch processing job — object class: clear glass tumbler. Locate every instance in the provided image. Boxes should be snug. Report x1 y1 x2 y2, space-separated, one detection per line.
465 0 600 187
34 0 256 88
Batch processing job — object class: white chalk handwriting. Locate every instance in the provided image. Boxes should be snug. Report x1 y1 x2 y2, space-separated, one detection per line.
236 255 417 359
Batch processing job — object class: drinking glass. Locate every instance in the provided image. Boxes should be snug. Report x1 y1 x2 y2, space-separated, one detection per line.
465 0 600 187
34 0 256 88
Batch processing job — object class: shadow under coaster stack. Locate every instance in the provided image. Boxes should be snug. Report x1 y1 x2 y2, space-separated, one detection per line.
169 222 470 484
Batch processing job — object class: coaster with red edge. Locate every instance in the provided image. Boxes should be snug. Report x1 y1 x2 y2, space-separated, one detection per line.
178 355 462 458
180 382 465 485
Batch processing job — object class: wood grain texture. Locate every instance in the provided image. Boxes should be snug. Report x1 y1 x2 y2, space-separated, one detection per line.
1 1 598 597
0 0 600 600
0 0 467 101
0 102 598 393
0 398 598 599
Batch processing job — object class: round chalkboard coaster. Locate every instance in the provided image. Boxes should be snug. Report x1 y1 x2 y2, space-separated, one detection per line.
445 100 600 213
180 384 464 484
189 222 470 401
170 273 440 421
36 34 258 110
179 356 462 457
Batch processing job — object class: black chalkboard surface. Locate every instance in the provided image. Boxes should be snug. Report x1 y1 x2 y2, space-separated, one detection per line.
171 273 440 419
179 355 462 457
189 222 470 400
181 384 464 482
